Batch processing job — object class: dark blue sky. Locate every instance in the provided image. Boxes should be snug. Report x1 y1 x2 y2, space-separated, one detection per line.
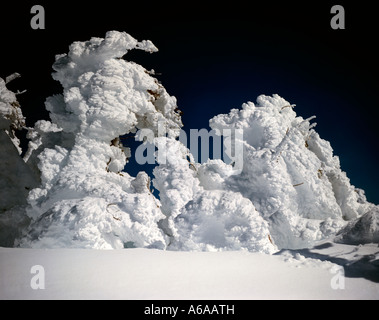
1 2 378 204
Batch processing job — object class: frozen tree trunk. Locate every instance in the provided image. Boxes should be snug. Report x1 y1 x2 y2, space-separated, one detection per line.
0 76 38 246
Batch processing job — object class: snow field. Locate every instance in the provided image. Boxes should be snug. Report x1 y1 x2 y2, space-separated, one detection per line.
1 242 378 300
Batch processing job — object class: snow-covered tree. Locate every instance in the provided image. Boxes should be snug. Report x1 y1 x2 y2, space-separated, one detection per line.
151 94 378 251
173 94 375 249
17 31 182 249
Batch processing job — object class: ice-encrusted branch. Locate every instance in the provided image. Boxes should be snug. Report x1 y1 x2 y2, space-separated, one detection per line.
5 72 21 84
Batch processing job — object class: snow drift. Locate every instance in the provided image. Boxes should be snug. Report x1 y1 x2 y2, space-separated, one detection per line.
0 31 377 252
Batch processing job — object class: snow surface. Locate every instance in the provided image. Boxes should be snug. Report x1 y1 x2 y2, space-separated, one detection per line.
1 241 378 300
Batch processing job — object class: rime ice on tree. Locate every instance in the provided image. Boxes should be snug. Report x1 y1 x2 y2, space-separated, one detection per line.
18 31 182 249
154 95 377 251
203 95 375 249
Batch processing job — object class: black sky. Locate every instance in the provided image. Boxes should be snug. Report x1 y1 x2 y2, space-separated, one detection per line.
1 1 378 204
